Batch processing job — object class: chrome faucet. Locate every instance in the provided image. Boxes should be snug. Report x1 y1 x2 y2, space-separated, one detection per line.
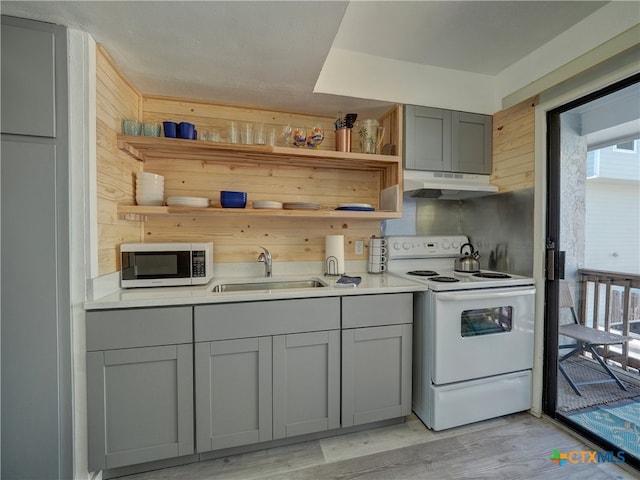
257 246 272 277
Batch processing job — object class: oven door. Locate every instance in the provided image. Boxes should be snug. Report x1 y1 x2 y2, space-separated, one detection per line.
430 286 535 385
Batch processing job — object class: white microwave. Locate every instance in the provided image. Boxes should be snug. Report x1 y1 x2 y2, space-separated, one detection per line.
120 242 214 288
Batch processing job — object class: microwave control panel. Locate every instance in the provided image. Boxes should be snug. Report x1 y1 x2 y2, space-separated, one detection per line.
192 250 206 277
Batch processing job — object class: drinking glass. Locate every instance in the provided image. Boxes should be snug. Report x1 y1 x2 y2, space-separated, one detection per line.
306 126 324 149
281 124 293 147
292 127 306 147
228 121 239 144
241 122 254 144
254 122 266 145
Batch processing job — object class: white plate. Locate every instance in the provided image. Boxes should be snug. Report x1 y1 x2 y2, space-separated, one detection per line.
253 200 283 209
337 203 373 209
167 196 210 207
283 202 321 210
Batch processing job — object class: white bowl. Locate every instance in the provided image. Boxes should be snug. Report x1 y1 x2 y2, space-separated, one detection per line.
136 197 164 206
137 172 164 181
136 178 164 184
136 181 164 188
136 185 164 192
136 192 164 198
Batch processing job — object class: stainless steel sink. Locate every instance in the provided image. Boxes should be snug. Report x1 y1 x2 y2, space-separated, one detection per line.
211 279 328 293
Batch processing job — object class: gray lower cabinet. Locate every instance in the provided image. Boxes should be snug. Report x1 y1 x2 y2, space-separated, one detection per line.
86 307 194 471
272 330 341 439
194 298 341 453
341 294 413 427
404 105 492 174
195 337 273 452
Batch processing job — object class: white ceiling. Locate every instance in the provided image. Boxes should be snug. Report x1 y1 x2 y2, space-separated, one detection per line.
0 1 615 117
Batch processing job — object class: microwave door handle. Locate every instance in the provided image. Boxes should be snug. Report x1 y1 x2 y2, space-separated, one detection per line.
436 288 536 302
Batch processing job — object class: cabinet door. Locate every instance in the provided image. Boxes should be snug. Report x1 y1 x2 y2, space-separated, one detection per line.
273 330 340 439
404 105 451 171
451 111 492 174
342 324 412 427
87 344 194 471
1 20 57 137
196 337 273 452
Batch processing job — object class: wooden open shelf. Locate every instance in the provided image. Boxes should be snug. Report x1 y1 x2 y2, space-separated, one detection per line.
118 204 402 220
116 135 403 220
117 135 401 171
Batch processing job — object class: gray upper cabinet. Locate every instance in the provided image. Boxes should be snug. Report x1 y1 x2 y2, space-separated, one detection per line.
1 21 56 137
404 106 451 171
341 294 413 428
86 307 194 472
404 105 492 174
451 111 492 174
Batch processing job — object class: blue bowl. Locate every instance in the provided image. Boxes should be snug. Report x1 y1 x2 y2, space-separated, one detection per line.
220 191 247 208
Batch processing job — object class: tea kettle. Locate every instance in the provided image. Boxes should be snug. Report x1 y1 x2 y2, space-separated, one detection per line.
454 243 480 273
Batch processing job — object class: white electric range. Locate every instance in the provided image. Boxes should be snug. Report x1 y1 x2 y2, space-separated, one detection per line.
386 235 536 431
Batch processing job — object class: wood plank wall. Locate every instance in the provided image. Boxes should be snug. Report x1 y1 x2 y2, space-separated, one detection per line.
140 97 384 265
491 96 538 192
96 45 144 275
96 47 386 274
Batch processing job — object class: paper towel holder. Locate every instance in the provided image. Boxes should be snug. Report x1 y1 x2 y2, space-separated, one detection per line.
325 256 340 276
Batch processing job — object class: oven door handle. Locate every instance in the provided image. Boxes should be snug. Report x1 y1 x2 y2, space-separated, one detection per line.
436 288 536 302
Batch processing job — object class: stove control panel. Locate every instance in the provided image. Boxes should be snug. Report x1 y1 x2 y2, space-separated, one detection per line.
386 235 469 259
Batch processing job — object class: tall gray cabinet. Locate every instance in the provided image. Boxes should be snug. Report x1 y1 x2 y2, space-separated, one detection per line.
1 15 72 480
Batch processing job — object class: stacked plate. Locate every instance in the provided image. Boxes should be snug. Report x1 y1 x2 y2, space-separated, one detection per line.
283 202 321 210
167 196 210 207
335 203 375 211
136 172 164 206
252 200 283 209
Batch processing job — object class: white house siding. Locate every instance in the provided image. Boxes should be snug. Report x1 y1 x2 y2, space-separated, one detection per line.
585 179 640 274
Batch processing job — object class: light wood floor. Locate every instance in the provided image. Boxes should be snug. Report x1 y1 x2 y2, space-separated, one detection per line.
118 413 639 480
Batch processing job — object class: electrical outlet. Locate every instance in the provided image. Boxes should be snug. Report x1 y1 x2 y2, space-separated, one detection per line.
355 240 364 255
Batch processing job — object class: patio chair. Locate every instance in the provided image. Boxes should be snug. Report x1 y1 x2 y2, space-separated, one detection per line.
558 281 632 396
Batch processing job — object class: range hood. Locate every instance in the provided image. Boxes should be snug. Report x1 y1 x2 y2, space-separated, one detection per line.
403 170 498 200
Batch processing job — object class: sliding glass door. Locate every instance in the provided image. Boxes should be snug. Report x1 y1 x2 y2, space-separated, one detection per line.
544 74 640 468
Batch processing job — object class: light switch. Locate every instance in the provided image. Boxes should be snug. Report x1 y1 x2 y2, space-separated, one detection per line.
355 240 364 255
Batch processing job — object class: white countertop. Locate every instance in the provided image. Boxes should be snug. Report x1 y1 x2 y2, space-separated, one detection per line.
84 272 427 310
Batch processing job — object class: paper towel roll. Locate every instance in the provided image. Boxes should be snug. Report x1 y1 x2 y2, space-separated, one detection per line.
325 235 345 275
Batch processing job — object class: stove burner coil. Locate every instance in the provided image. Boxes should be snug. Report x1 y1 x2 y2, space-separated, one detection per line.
430 276 460 283
407 270 439 277
473 272 511 279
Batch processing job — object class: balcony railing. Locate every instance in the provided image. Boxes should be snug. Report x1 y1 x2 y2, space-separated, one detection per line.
577 269 640 371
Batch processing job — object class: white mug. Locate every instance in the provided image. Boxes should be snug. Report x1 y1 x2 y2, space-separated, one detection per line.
369 237 387 248
369 253 386 263
368 262 387 273
369 246 387 256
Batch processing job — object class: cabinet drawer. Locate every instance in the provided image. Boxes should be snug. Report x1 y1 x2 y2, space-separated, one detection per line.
86 307 192 351
342 293 413 328
194 298 340 341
